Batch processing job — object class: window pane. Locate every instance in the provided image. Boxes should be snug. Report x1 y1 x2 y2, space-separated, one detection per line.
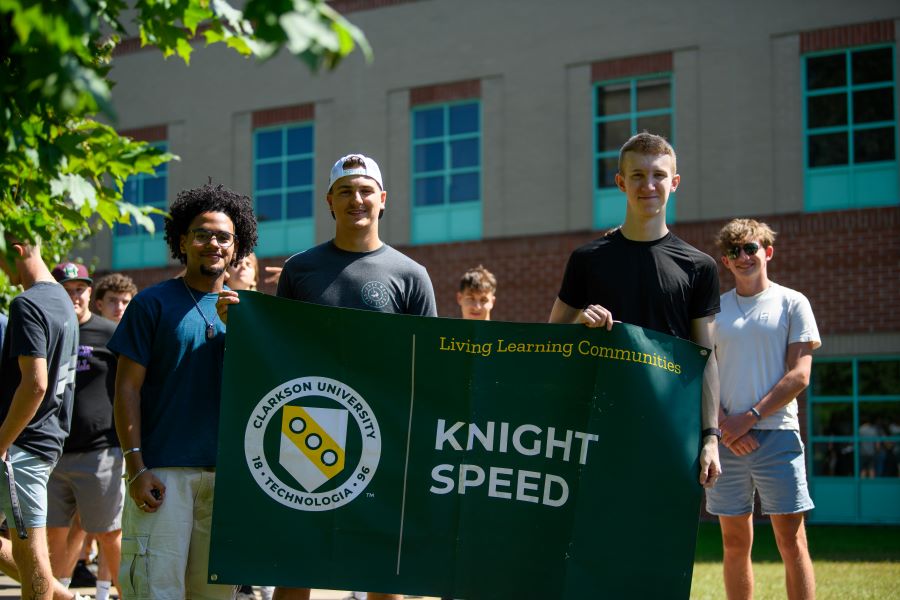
286 126 313 155
597 83 630 116
854 127 895 163
812 402 854 436
808 132 848 167
149 212 165 233
256 130 282 159
806 53 846 90
812 361 853 396
812 442 854 477
122 178 139 203
859 360 900 395
450 138 479 168
859 402 900 430
449 172 479 203
115 221 134 236
597 156 619 188
256 163 282 191
414 176 444 206
286 190 313 219
598 119 631 153
414 108 444 139
414 142 444 172
142 177 166 205
636 78 670 111
853 88 895 123
286 158 313 187
256 193 282 222
807 93 847 128
852 47 893 85
449 103 479 135
636 114 671 141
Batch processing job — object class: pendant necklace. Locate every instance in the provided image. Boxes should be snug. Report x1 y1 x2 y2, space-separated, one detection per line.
183 278 217 340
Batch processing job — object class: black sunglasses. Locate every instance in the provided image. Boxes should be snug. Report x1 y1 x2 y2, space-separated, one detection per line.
726 242 761 260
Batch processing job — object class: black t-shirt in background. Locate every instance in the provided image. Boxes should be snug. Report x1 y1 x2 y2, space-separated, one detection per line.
558 230 720 340
65 313 119 452
0 281 79 463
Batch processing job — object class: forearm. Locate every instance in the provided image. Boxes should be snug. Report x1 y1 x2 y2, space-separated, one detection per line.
754 367 809 418
114 386 145 474
0 388 43 454
701 351 720 431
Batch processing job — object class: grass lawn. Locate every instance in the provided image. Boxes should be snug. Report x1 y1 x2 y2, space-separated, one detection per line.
690 522 900 599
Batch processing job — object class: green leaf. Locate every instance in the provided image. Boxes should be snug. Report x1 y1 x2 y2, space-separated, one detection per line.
175 37 194 64
50 174 97 210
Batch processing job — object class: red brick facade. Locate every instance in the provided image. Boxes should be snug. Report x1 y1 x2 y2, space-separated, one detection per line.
591 51 673 82
252 104 315 129
410 79 481 107
120 206 900 335
800 20 895 54
119 124 168 142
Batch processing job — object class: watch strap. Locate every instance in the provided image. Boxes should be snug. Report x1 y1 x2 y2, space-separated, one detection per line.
702 427 722 440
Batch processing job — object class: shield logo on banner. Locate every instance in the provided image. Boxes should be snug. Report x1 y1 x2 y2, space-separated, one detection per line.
279 406 349 492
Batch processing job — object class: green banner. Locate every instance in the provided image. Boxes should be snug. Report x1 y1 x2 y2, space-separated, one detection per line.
209 292 709 599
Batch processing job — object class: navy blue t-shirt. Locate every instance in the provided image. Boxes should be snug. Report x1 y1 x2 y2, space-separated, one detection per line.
107 278 226 468
0 282 79 463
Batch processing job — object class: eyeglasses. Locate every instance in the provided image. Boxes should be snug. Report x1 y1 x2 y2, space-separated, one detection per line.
190 228 235 248
726 242 761 260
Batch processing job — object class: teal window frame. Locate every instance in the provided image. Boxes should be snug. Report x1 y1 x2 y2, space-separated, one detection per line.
802 44 899 211
410 100 482 245
593 73 675 229
253 122 315 258
112 141 169 269
807 355 900 524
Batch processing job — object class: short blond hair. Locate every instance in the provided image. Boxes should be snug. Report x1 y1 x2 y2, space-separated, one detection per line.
716 218 777 255
618 132 677 174
459 265 497 294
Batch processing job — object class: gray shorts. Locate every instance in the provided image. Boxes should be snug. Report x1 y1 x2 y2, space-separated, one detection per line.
0 444 55 530
706 429 815 516
47 446 125 532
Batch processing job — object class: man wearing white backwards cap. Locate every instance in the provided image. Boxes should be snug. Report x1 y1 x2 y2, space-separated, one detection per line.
274 153 437 317
218 153 436 600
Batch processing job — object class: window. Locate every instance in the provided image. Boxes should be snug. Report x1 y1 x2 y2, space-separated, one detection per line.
808 357 900 523
411 101 481 244
593 75 674 228
803 45 898 210
253 123 315 257
112 142 169 269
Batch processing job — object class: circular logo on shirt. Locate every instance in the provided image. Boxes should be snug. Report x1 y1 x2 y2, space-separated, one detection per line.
244 376 381 512
361 281 391 309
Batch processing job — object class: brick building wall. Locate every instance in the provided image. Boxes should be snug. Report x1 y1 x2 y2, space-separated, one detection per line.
117 206 900 332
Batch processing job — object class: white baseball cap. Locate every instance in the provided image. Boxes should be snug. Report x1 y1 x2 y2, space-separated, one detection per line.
328 153 384 192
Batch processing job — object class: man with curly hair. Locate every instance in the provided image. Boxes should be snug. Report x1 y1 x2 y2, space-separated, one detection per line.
108 182 257 599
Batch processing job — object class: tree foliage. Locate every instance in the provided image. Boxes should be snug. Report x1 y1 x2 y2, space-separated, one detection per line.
0 0 370 279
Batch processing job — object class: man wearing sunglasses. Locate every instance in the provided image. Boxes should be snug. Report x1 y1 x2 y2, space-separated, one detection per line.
549 132 722 488
109 182 258 599
708 218 819 600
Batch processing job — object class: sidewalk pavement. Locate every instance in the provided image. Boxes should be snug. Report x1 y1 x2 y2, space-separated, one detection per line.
0 574 439 599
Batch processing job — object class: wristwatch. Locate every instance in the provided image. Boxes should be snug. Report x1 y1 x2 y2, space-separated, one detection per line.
702 427 722 440
749 407 763 421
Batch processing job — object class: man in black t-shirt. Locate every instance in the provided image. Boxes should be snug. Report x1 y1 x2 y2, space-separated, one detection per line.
0 238 81 600
47 262 121 600
549 132 722 487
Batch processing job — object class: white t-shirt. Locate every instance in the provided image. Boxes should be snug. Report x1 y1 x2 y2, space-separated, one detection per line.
713 282 821 430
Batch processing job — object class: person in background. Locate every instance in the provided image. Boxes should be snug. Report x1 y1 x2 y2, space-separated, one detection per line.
457 265 496 321
46 262 122 600
92 274 137 324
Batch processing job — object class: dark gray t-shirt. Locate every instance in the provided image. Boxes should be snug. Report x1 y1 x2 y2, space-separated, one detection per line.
0 281 79 463
277 241 437 316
